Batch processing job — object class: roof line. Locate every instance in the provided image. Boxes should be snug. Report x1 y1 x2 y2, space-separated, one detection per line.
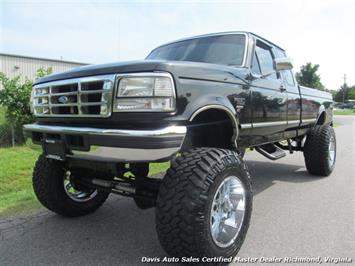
147 31 285 56
0 53 89 65
149 31 248 52
248 32 285 51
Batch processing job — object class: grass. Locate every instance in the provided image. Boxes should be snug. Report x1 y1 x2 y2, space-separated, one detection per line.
0 145 170 217
150 161 170 175
0 146 41 217
334 109 355 116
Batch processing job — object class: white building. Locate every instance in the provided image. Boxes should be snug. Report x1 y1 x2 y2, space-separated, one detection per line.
0 53 88 84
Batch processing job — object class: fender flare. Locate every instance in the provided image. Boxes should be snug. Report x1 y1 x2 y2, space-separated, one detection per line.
189 104 239 148
315 105 326 126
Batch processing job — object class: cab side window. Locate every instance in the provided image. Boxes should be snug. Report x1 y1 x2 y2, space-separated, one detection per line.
273 47 296 87
251 52 261 74
255 41 277 79
283 70 295 86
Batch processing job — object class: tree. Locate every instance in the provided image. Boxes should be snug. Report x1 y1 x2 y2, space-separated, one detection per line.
347 87 355 100
330 90 338 99
332 84 355 102
0 67 52 145
36 67 53 80
295 63 324 90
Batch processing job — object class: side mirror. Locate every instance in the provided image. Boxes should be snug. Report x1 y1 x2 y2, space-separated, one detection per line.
248 57 293 80
274 57 293 71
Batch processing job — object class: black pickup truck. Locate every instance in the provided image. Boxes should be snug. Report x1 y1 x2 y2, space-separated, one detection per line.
24 32 335 260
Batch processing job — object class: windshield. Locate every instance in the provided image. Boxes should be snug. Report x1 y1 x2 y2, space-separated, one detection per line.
146 34 246 66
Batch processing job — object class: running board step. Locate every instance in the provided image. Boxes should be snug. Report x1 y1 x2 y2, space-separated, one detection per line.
255 143 286 160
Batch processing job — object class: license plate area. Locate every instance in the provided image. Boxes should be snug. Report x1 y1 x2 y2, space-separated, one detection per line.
43 139 66 161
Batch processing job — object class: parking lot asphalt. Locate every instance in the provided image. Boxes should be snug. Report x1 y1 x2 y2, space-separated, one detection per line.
0 116 354 266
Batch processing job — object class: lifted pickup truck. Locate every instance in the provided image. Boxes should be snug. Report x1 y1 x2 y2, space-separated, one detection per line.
24 32 335 260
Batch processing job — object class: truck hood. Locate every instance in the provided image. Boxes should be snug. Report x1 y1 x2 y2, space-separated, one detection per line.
35 60 162 85
35 60 249 85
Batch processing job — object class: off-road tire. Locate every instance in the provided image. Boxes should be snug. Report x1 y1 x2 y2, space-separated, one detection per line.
156 148 252 259
304 125 336 176
33 154 110 217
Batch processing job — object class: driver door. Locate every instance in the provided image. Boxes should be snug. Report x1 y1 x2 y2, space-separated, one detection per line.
249 40 288 145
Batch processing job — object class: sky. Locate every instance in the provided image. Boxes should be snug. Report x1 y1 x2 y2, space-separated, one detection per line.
1 0 354 90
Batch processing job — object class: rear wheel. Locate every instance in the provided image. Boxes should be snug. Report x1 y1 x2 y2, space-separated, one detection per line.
156 148 252 259
303 125 336 176
33 155 111 217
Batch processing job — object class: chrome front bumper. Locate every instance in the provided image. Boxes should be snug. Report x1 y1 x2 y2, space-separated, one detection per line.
23 124 187 162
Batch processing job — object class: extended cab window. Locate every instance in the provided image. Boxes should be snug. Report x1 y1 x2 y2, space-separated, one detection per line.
146 34 246 66
273 47 295 86
255 42 277 79
283 70 295 86
251 52 262 74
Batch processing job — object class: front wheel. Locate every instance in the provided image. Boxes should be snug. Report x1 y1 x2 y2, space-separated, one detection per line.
33 155 111 217
303 125 336 176
156 148 253 259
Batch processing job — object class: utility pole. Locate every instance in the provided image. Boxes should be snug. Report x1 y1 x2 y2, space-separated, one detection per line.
343 74 347 103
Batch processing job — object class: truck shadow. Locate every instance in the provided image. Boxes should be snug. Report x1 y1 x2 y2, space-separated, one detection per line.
1 198 169 266
1 158 323 266
246 159 321 196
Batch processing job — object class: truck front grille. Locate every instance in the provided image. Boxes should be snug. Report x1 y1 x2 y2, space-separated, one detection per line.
32 74 115 117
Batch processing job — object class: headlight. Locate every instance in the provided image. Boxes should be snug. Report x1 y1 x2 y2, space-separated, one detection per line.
118 77 154 97
114 73 175 112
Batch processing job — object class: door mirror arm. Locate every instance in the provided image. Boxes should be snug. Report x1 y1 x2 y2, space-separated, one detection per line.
247 71 276 80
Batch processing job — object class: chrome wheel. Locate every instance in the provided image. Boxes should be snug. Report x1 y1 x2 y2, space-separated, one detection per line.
63 171 97 202
210 175 246 248
328 134 336 166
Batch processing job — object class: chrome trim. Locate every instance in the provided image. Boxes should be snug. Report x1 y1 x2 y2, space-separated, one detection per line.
70 147 182 162
210 175 246 248
302 118 317 123
35 102 109 108
241 123 252 129
189 105 238 128
34 75 115 87
112 72 176 113
23 124 187 138
24 124 187 162
242 121 292 128
328 133 336 167
46 154 63 161
287 120 300 125
63 171 98 202
245 33 255 70
33 90 107 97
252 121 287 127
189 105 238 148
274 57 293 71
243 119 315 129
32 74 115 118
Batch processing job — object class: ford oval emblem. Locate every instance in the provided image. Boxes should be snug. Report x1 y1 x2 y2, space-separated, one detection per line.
58 96 69 104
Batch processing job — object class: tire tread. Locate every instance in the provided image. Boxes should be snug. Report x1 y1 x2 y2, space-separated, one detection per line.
304 125 336 176
156 148 252 258
33 154 109 217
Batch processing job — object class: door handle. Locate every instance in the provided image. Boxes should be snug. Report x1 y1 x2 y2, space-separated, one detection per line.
279 84 286 92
